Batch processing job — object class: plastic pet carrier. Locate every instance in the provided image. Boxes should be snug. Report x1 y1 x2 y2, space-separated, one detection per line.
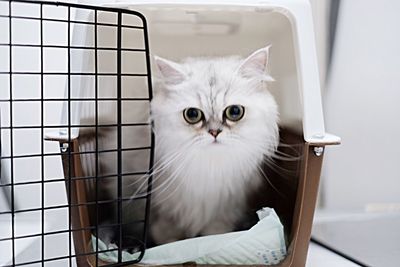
0 0 340 266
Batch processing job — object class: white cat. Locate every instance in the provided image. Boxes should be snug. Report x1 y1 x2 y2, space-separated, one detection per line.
148 46 279 244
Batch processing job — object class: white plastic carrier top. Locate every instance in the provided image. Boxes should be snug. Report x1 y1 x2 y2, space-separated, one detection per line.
62 0 340 145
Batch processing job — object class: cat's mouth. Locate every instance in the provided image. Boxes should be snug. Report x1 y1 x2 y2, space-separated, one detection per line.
198 135 225 146
211 138 224 145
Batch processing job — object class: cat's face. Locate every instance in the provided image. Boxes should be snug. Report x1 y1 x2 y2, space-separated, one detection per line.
151 47 279 161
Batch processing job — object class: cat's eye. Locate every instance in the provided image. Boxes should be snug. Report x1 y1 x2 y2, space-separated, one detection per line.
224 105 245 122
183 108 204 124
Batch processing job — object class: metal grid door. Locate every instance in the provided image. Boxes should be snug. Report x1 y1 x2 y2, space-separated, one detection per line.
0 0 154 266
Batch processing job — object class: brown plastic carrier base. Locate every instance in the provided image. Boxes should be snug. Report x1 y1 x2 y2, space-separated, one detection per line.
53 127 335 267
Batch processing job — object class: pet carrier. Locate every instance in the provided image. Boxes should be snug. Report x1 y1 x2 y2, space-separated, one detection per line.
0 0 340 266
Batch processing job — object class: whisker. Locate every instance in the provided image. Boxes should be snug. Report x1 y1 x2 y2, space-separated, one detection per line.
277 141 303 154
133 151 186 198
263 157 297 176
122 140 196 209
235 137 301 174
272 150 302 161
229 138 296 194
257 165 287 199
127 137 203 201
124 137 195 189
134 137 204 205
150 160 188 207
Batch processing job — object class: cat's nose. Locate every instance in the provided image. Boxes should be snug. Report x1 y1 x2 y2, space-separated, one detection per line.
208 129 222 138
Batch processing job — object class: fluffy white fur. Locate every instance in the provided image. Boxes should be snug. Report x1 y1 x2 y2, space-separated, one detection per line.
149 46 279 244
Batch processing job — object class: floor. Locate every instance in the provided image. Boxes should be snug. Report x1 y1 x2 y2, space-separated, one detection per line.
306 242 360 267
311 210 400 267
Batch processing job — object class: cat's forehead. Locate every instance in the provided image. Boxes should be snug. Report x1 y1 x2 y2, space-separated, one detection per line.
184 57 242 96
184 56 240 84
178 57 248 118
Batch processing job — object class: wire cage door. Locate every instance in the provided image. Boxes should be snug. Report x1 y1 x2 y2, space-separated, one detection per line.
0 0 154 266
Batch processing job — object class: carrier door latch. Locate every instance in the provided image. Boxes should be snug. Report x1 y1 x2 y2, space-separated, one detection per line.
313 147 324 156
61 143 69 153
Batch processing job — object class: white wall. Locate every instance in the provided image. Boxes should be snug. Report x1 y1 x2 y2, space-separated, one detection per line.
322 0 400 211
309 0 329 84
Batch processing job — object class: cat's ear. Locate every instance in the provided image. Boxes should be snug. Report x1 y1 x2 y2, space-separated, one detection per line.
154 56 187 85
238 45 274 82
